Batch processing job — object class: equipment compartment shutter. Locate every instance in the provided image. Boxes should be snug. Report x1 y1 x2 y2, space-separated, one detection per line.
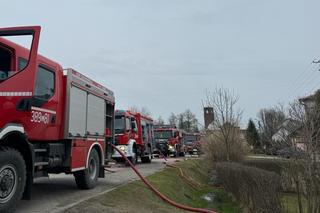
69 86 87 136
87 94 105 136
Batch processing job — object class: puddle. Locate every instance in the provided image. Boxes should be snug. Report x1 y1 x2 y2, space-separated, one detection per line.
202 192 216 202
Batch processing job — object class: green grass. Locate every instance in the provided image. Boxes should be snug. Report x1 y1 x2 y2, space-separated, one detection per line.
65 159 240 213
281 193 307 213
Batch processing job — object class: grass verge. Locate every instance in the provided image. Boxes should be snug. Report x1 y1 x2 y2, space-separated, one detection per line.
281 193 307 213
65 159 239 213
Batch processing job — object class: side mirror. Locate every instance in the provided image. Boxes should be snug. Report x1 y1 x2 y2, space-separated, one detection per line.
31 96 48 107
16 96 47 111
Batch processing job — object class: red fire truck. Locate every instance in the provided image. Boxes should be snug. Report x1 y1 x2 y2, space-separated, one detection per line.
0 26 115 212
153 125 184 157
112 110 154 164
182 132 201 155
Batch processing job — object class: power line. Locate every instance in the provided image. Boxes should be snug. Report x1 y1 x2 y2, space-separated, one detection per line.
286 62 319 100
277 59 320 104
306 64 320 94
287 62 314 91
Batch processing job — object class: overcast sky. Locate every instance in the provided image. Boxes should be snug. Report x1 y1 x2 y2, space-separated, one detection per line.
2 0 320 127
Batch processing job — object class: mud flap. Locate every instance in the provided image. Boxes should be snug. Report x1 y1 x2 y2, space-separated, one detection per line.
99 165 105 178
22 171 33 200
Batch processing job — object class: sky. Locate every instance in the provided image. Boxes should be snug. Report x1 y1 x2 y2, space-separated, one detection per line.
1 0 320 127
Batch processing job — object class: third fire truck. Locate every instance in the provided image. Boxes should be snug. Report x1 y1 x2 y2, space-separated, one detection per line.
153 125 184 157
182 132 201 155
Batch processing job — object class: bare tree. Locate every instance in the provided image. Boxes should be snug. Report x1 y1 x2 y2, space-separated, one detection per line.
155 116 165 125
279 97 320 213
257 105 286 150
129 106 151 116
178 113 184 129
177 109 199 132
295 94 320 213
203 87 244 161
168 112 178 127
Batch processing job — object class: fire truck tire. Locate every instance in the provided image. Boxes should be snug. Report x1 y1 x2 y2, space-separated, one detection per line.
0 147 26 213
114 158 124 163
163 151 168 157
141 148 152 163
74 149 99 189
173 152 177 158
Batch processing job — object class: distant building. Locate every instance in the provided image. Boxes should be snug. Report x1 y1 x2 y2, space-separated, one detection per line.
239 129 247 143
299 91 318 118
272 118 303 148
271 90 320 151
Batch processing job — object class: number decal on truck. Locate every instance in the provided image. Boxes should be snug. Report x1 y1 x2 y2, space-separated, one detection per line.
31 111 50 124
30 107 56 125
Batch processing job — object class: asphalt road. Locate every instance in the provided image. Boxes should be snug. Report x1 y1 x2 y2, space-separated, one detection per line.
15 158 174 213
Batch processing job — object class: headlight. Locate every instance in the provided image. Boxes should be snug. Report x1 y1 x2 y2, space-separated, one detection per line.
118 145 127 153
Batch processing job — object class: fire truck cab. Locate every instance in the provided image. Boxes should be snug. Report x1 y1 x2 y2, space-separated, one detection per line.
0 26 115 212
112 110 154 164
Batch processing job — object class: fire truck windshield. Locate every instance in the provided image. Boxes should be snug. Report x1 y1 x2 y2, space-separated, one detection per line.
115 116 125 134
154 130 172 139
186 141 194 145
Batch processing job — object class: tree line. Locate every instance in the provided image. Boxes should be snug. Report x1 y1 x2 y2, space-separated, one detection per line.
155 109 199 133
129 106 199 133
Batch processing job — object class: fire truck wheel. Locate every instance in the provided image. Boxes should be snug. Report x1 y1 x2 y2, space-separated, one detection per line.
74 149 99 189
141 148 152 163
173 152 177 158
0 147 26 213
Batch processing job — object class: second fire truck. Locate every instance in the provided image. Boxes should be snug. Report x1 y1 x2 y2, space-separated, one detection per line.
112 110 154 164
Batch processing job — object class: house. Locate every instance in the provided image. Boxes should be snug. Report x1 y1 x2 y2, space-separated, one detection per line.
272 118 304 150
299 92 318 117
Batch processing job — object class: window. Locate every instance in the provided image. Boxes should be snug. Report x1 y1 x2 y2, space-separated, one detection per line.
154 130 172 139
0 47 12 80
126 117 131 130
34 66 55 100
115 116 125 134
131 118 138 132
18 58 28 71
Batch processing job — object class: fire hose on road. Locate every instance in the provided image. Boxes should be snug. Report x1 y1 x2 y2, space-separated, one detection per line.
110 143 217 213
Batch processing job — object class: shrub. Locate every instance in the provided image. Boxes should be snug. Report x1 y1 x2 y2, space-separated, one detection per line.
242 158 299 192
202 133 248 163
242 158 289 175
215 162 282 213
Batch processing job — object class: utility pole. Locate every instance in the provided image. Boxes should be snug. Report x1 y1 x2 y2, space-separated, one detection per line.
312 59 320 71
